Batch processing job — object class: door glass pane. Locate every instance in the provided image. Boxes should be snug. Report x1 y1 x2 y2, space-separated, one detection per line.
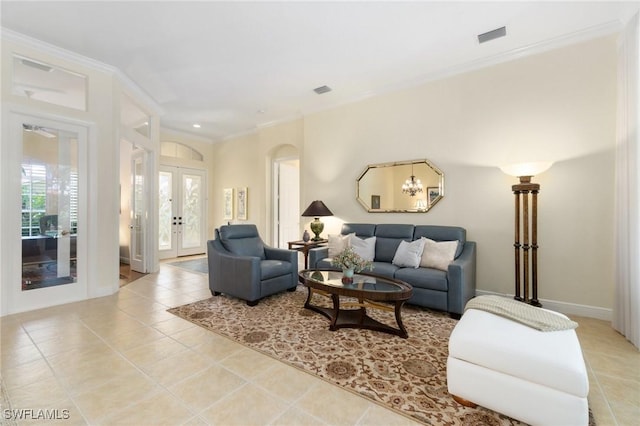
133 157 145 261
21 124 78 290
181 174 202 249
159 171 173 251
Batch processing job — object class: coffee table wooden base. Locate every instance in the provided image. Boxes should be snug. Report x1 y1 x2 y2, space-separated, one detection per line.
304 288 409 338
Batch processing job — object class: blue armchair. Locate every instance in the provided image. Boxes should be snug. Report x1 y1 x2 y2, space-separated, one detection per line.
207 224 298 306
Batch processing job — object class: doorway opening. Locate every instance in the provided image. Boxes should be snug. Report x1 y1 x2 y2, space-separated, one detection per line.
273 156 300 249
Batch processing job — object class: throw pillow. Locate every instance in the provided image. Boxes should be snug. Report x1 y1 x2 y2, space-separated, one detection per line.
420 238 459 271
350 236 376 261
392 239 426 268
328 233 354 257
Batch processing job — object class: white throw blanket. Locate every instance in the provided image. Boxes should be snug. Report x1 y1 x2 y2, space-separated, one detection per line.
465 295 578 332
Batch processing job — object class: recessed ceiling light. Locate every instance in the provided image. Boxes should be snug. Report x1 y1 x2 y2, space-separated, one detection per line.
313 85 332 95
193 123 201 128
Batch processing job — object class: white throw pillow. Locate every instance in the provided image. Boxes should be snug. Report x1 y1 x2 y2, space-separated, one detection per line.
328 233 354 257
420 238 459 271
350 236 376 261
392 239 426 268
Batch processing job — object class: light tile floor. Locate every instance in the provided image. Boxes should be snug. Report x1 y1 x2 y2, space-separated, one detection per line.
1 261 638 425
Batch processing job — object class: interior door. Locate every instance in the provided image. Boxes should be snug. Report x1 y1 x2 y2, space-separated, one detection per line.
130 150 147 273
159 166 207 259
274 158 300 248
10 116 87 313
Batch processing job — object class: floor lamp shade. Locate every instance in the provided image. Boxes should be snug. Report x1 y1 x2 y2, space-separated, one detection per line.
301 200 333 241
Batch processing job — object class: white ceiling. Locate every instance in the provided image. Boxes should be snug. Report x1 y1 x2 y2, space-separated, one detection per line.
2 1 638 142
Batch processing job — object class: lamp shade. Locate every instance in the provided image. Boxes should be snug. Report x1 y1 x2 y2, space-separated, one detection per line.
301 200 333 217
500 162 553 177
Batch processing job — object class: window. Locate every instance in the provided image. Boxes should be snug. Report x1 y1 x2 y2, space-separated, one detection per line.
21 162 78 236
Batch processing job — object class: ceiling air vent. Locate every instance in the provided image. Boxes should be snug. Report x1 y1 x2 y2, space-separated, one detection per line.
313 85 332 95
478 26 506 44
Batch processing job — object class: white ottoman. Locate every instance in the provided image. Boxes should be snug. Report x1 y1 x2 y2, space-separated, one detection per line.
447 308 589 426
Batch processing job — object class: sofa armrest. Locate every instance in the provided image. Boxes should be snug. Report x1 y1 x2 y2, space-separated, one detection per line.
308 247 329 269
447 241 477 315
207 240 261 300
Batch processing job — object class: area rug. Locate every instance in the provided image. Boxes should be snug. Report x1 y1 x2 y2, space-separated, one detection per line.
169 286 525 425
167 258 208 274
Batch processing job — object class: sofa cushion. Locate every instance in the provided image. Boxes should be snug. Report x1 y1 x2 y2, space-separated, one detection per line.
420 238 458 271
341 223 376 238
369 262 399 279
392 239 425 268
413 225 466 258
351 236 376 261
328 233 353 257
395 267 448 291
374 224 415 262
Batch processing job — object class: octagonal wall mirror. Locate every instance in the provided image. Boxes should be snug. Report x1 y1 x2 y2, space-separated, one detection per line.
356 159 444 213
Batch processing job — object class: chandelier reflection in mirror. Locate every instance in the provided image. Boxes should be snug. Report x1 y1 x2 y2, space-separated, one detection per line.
356 159 444 213
401 163 423 196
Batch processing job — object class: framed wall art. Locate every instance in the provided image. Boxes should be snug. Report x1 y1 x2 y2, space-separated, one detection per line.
371 195 381 210
223 188 234 220
428 187 440 205
237 187 248 220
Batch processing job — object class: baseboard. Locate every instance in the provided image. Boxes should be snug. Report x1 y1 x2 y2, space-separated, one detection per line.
475 290 612 321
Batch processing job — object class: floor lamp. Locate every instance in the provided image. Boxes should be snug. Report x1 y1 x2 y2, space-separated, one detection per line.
501 162 552 307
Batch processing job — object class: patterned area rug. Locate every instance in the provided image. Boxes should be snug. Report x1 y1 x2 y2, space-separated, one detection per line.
168 286 524 425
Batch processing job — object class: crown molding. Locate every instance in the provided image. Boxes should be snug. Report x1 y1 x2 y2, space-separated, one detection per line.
418 20 624 87
160 126 214 144
2 28 163 115
301 20 624 119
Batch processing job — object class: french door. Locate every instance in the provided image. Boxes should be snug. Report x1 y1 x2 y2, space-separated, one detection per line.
159 166 207 259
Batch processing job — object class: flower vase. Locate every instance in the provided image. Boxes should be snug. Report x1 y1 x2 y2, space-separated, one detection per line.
342 267 355 284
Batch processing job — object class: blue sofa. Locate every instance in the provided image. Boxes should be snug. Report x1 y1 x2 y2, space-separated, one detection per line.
308 223 476 317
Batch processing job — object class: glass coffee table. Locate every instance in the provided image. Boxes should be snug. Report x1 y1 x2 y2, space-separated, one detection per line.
298 269 413 338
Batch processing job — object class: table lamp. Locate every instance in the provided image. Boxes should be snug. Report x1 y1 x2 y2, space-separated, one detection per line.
301 200 333 241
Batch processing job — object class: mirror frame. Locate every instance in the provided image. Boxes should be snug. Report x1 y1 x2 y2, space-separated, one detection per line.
356 159 444 213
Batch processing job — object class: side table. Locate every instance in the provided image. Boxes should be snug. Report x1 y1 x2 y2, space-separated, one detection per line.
288 239 328 269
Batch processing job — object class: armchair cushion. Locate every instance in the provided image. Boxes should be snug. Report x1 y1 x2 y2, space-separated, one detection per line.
261 259 293 280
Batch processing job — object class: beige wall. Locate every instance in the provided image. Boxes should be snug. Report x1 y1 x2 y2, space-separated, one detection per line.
215 35 617 312
210 119 304 244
